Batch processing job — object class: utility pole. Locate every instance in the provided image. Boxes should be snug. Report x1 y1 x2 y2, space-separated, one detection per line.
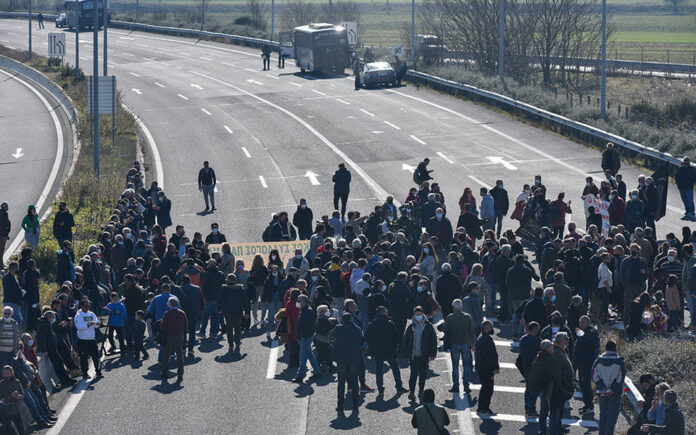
498 0 504 80
93 0 100 178
201 0 205 32
103 0 108 76
410 0 415 62
136 0 139 22
28 0 32 60
270 0 274 41
75 1 79 77
328 0 333 23
600 0 606 119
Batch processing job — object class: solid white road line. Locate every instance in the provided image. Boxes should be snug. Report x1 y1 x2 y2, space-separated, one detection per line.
155 82 165 88
468 384 525 394
265 74 279 80
360 108 375 117
136 43 149 47
336 98 350 105
0 70 64 266
142 57 155 61
241 147 251 158
444 352 476 434
129 72 141 77
201 108 211 115
245 68 257 72
122 53 134 57
200 56 213 61
259 175 268 188
410 134 426 145
119 36 134 40
312 89 327 96
468 175 492 189
289 82 302 87
266 340 280 378
222 62 236 67
224 125 233 134
470 413 599 428
46 378 91 435
383 121 400 130
437 151 456 164
121 103 164 188
177 94 189 100
192 71 392 201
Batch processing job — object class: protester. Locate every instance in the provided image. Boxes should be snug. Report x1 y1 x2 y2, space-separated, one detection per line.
593 340 626 435
365 306 406 395
411 389 450 434
475 320 499 415
331 312 363 412
160 296 188 381
401 306 437 402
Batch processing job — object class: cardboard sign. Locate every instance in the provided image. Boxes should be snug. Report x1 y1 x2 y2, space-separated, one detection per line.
208 240 311 267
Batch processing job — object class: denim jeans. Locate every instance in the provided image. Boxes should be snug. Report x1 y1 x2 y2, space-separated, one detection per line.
523 386 537 414
296 337 321 379
598 394 621 435
494 210 505 237
449 343 472 386
202 184 215 209
374 357 402 390
4 302 22 329
539 393 549 433
186 314 198 351
511 299 525 337
337 363 359 406
199 300 220 335
266 296 282 334
680 188 695 216
687 291 696 327
485 282 498 311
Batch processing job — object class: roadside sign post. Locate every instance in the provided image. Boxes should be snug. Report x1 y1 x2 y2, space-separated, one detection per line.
499 0 504 80
340 21 357 46
103 0 108 76
600 0 607 119
28 0 32 60
270 0 274 41
93 2 100 179
48 33 66 60
76 5 79 77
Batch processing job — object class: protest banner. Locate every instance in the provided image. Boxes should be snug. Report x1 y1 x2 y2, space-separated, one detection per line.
208 240 311 267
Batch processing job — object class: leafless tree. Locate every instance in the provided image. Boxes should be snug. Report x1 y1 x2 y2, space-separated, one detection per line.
280 0 317 30
247 0 268 30
319 0 361 25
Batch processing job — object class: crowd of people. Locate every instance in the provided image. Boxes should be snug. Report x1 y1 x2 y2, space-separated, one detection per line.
0 144 692 434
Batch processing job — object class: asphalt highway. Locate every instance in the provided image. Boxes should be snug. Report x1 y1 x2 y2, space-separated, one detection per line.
0 19 676 433
0 63 70 265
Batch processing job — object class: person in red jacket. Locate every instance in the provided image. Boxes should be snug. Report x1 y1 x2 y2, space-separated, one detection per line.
609 189 626 226
284 289 301 367
550 192 572 239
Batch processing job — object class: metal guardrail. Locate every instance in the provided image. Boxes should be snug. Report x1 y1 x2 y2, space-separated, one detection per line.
624 376 645 416
405 70 682 169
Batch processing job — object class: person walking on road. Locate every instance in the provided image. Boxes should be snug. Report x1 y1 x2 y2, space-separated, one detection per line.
519 321 541 417
198 161 217 212
330 312 364 412
218 274 250 354
332 163 352 219
74 299 102 379
365 306 407 395
443 299 475 394
475 319 499 415
180 274 203 356
401 306 437 402
0 202 10 269
37 13 44 29
413 158 433 187
353 56 361 90
293 199 314 240
261 44 272 70
574 315 599 415
411 389 450 435
21 205 40 248
593 339 626 435
160 296 188 382
489 180 509 238
293 294 322 383
601 142 621 175
676 156 696 220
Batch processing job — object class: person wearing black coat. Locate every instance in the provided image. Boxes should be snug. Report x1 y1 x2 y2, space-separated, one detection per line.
52 202 75 246
155 191 172 231
218 275 250 352
35 312 75 387
519 322 541 416
539 312 574 358
387 274 411 336
365 307 407 394
573 317 599 413
401 307 438 401
294 295 322 383
489 181 509 238
330 313 364 411
435 266 462 319
475 320 499 414
675 157 696 219
332 163 352 218
180 277 204 354
293 200 314 240
523 287 548 330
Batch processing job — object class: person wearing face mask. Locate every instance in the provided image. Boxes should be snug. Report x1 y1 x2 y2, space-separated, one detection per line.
609 189 626 226
366 280 388 322
308 269 330 306
292 199 314 241
619 243 648 324
596 252 614 323
401 307 437 402
218 274 250 354
314 305 337 373
425 207 453 247
283 289 302 367
35 311 76 387
474 320 499 415
573 316 599 415
198 259 225 339
286 249 310 280
292 295 322 383
532 175 546 196
204 223 227 245
262 266 284 340
625 189 645 233
511 184 531 221
418 243 437 282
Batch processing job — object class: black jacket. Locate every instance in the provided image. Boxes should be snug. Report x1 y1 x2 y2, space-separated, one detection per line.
435 272 462 314
198 167 216 186
330 321 364 365
296 306 317 340
523 298 548 330
201 267 225 301
332 167 352 194
573 326 599 368
365 315 401 360
218 284 250 316
540 325 574 358
475 332 499 372
489 186 509 214
507 263 533 300
0 210 9 238
35 317 56 353
675 164 696 190
518 333 540 377
646 402 685 434
387 281 411 320
52 210 75 241
1 273 22 305
400 319 437 360
292 206 314 234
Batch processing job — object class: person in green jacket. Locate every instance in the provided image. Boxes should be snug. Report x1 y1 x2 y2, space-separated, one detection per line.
21 205 40 248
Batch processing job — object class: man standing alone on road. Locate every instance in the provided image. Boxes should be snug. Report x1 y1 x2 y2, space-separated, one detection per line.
601 142 621 176
332 163 352 220
198 161 217 212
353 56 361 90
0 202 9 269
675 156 696 220
489 180 509 238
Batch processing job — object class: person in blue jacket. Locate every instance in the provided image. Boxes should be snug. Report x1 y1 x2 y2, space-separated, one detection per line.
103 292 127 354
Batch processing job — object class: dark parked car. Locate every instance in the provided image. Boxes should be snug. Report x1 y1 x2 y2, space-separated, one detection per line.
359 62 397 88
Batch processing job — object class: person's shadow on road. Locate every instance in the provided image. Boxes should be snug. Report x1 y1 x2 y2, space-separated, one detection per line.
151 380 184 394
365 393 401 412
198 339 223 353
214 351 247 363
330 409 361 430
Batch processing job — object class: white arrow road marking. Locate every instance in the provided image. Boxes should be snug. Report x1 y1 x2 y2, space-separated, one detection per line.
155 82 165 88
11 148 23 159
246 79 263 85
177 94 188 100
437 151 455 164
224 125 233 134
241 147 251 158
410 134 426 145
360 108 375 117
312 89 327 96
402 163 416 173
486 156 518 170
128 72 140 77
201 108 211 115
191 84 203 90
259 175 268 188
131 88 142 95
304 171 320 186
383 121 400 130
